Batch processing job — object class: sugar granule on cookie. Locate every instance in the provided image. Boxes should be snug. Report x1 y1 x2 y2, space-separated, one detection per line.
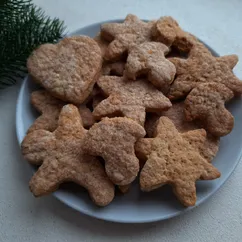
93 76 172 126
136 117 221 206
125 42 176 93
145 102 220 162
83 117 146 186
101 14 155 60
152 16 197 52
27 36 102 104
184 83 234 137
168 47 241 100
21 104 114 206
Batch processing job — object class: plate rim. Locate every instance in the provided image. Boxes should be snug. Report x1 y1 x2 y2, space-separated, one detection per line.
16 19 242 223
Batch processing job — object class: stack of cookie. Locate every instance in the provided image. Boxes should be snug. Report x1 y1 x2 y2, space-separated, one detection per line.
21 14 242 207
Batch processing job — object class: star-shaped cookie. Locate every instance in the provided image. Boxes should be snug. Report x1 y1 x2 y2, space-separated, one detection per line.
144 102 220 162
136 117 220 206
21 104 114 206
101 14 155 60
28 90 65 133
93 76 172 125
168 45 242 100
28 90 95 133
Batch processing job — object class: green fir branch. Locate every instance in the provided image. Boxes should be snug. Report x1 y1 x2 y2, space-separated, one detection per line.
0 0 66 89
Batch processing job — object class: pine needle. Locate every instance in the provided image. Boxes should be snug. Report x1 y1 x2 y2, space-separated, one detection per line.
0 0 66 89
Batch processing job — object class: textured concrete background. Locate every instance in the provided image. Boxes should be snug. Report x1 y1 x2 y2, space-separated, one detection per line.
1 0 242 241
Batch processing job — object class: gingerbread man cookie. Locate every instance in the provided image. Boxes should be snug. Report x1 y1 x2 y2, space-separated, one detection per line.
184 83 234 137
125 42 176 92
83 117 146 185
152 16 197 52
21 104 114 206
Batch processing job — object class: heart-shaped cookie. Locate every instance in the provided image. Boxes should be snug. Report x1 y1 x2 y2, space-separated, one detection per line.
27 36 102 104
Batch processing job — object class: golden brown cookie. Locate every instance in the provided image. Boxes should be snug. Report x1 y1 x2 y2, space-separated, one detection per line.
28 90 95 133
27 36 102 104
152 16 197 52
145 102 220 162
136 117 221 206
93 76 172 126
181 130 219 163
28 90 65 133
124 42 176 92
184 83 234 137
168 46 241 100
83 117 146 185
21 104 114 206
101 14 155 60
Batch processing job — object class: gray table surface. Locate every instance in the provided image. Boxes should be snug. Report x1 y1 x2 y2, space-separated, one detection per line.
1 0 242 241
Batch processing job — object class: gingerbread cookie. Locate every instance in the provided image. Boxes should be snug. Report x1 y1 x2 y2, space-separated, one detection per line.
136 117 221 206
21 104 114 206
101 14 155 60
161 102 198 132
152 16 197 52
28 90 65 133
93 76 171 125
28 90 95 133
125 42 176 92
83 117 146 185
27 36 102 104
181 130 219 163
184 83 234 137
145 102 220 162
168 48 241 100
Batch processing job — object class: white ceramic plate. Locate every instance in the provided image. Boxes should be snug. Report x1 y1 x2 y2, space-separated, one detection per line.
16 20 242 223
